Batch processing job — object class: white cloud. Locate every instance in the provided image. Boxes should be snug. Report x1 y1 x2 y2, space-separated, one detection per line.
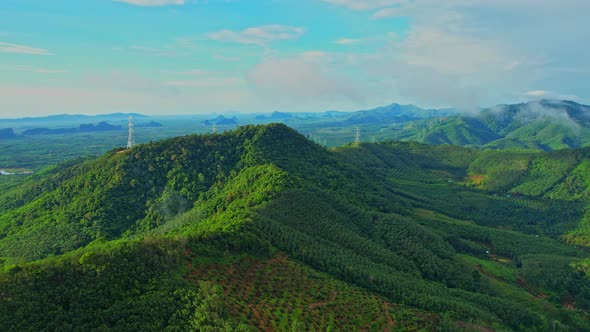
525 90 551 98
123 37 203 57
129 45 178 57
334 38 361 45
322 0 405 10
319 26 541 109
213 54 241 62
113 0 184 6
207 25 304 46
0 65 66 73
317 0 590 108
164 77 243 88
34 69 67 74
372 7 403 18
522 90 580 102
398 28 509 75
0 42 51 55
246 54 363 111
300 51 329 61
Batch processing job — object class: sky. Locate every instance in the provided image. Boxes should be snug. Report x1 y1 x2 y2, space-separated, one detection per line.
0 0 589 117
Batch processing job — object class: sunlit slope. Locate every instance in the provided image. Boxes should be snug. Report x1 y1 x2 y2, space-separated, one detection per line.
1 124 590 331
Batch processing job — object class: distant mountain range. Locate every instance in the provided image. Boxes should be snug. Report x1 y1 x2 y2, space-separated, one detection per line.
255 111 293 120
247 99 590 150
27 121 161 135
0 113 162 139
1 112 149 123
335 103 458 126
4 100 590 150
202 115 238 126
251 103 458 125
21 121 123 136
255 99 590 151
390 100 590 150
0 113 151 132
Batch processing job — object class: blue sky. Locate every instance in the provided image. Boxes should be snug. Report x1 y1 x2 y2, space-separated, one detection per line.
0 0 589 116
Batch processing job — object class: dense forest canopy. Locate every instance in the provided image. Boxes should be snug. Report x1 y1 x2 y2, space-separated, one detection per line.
1 123 590 331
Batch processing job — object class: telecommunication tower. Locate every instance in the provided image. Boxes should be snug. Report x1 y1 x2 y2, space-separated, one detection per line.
355 127 361 144
212 123 218 134
127 115 135 149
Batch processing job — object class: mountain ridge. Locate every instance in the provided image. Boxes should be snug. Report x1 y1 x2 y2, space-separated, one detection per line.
1 123 590 331
395 99 590 150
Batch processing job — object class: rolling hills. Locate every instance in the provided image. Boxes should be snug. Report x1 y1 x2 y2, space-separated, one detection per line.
249 99 590 151
1 124 590 331
387 100 590 150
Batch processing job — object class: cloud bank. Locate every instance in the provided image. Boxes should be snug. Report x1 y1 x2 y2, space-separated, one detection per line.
0 42 51 55
318 0 590 109
208 25 305 46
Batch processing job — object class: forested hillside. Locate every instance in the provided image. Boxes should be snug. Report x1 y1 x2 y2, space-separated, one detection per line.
1 124 590 331
389 100 590 150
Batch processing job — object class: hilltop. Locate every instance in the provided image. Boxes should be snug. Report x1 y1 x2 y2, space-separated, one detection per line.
1 124 590 331
241 99 590 150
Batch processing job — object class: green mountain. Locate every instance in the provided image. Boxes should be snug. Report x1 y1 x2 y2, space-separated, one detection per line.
393 100 590 150
337 103 458 126
254 103 457 125
1 124 590 331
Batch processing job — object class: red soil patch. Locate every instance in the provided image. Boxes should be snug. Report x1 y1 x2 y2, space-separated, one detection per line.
383 302 395 332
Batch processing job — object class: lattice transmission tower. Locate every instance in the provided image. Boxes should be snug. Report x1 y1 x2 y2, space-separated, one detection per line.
127 115 135 149
355 127 361 144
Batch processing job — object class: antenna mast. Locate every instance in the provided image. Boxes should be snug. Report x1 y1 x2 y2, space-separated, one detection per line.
212 123 218 134
127 115 134 149
355 127 361 144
